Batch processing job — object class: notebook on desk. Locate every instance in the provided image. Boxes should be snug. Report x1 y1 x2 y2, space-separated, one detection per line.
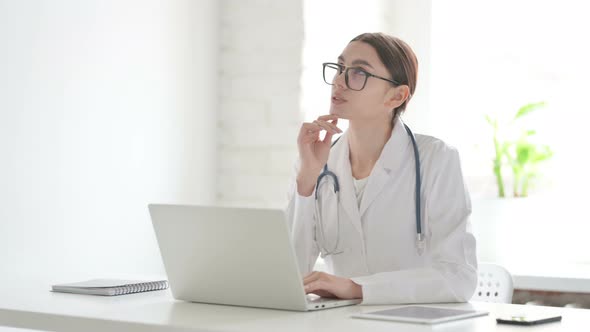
51 279 169 296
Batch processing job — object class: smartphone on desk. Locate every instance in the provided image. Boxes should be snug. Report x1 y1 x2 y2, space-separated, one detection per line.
496 314 562 326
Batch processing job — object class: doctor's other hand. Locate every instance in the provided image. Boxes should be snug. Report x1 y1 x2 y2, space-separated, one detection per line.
303 271 362 300
296 115 342 196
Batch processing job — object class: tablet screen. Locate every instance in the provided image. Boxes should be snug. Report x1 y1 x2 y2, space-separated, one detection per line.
375 306 477 318
353 306 488 324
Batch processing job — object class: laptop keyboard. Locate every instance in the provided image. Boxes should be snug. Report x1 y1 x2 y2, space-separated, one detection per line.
306 294 338 303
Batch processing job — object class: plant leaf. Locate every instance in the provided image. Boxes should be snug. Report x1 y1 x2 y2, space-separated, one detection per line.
531 146 553 162
516 142 533 165
515 102 546 120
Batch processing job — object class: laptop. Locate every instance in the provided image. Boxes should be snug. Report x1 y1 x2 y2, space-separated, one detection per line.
148 204 362 311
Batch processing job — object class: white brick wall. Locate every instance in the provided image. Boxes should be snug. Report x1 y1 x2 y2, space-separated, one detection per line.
217 0 303 208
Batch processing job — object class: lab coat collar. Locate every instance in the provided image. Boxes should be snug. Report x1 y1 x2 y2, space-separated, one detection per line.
328 117 413 231
359 117 412 216
329 132 363 236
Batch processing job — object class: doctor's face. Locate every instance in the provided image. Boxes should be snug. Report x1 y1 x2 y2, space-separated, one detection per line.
327 41 397 122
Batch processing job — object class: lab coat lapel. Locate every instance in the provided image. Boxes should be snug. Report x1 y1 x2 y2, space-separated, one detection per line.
330 133 363 236
358 166 389 217
359 117 412 217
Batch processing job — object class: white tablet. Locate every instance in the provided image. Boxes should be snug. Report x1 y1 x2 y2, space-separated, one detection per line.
352 306 489 324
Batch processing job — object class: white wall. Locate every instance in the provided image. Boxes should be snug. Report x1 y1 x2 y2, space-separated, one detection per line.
0 0 218 281
216 0 303 208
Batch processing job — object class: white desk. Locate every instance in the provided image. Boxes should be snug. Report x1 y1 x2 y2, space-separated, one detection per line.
1 277 588 332
508 263 590 293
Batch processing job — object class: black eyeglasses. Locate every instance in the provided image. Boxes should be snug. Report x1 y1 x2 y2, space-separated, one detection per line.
322 62 400 91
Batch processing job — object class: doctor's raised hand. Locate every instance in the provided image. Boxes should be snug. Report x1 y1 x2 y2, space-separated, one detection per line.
296 116 362 300
296 114 342 197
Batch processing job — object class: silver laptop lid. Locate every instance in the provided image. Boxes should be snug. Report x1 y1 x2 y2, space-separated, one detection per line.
149 204 309 311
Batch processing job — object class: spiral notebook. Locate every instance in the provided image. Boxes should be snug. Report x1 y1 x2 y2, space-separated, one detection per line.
51 279 169 296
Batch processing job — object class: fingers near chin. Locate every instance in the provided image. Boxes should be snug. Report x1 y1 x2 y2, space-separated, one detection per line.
318 114 339 120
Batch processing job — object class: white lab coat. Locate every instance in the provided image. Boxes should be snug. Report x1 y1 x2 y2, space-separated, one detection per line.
285 117 478 305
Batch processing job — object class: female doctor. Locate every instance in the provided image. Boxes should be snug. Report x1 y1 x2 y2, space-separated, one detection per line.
286 32 477 305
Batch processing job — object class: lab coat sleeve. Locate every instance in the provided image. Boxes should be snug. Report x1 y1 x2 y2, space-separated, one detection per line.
350 147 478 304
285 160 320 276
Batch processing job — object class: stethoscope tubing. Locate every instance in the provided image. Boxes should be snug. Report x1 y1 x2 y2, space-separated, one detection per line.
314 123 423 256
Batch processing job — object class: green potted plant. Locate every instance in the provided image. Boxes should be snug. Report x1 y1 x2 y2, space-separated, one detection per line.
485 102 553 198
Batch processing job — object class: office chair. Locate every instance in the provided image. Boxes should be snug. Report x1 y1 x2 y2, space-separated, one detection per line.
472 263 514 303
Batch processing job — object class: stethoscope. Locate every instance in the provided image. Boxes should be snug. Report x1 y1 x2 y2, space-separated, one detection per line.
314 122 424 257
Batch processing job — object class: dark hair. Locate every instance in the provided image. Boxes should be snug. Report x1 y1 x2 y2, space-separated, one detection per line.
350 33 418 120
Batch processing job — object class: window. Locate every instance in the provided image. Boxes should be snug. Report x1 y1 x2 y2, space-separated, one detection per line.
303 0 590 267
431 0 590 266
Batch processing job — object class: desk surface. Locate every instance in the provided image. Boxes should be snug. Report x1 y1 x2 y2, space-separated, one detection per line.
1 277 588 332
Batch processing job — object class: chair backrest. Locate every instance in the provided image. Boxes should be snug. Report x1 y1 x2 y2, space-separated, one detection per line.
472 263 514 303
